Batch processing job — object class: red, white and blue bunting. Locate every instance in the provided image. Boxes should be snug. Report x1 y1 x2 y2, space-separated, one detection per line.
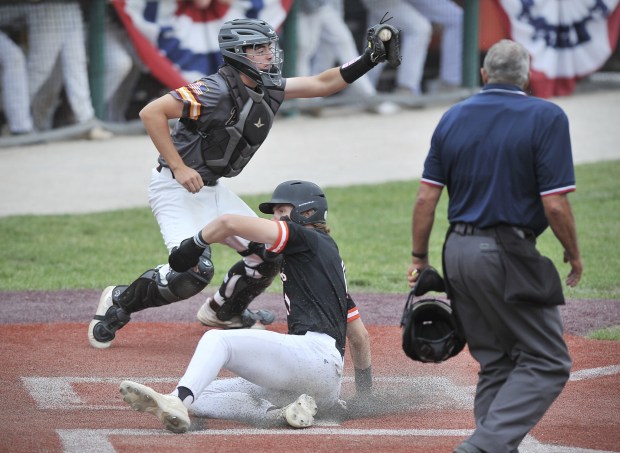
111 0 292 89
497 0 620 97
112 1 620 97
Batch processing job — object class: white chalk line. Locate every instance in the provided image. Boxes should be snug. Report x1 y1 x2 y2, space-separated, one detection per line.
20 368 620 453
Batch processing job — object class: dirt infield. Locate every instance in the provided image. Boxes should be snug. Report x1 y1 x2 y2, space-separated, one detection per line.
1 292 619 453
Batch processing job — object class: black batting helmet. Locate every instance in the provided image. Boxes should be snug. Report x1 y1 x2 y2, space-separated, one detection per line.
218 18 283 87
259 180 328 225
401 267 466 363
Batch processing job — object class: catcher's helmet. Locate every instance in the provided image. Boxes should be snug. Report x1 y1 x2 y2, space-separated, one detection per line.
259 180 328 225
401 267 466 363
219 18 283 87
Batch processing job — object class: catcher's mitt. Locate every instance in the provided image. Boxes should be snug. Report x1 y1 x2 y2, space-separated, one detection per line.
366 14 401 67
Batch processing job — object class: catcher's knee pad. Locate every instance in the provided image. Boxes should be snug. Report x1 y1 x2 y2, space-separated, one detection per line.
116 249 214 313
214 255 282 321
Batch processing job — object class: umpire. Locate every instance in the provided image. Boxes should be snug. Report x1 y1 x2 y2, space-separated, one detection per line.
407 40 582 453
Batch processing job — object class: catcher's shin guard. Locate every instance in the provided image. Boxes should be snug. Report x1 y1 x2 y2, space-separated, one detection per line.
214 255 281 322
116 248 214 314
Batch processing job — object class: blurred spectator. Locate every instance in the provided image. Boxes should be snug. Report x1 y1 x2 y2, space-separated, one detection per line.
100 4 144 123
409 0 463 91
25 0 111 139
0 4 33 136
362 0 463 96
361 0 431 97
296 0 399 114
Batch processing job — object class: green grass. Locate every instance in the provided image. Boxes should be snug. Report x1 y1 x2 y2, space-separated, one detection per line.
0 160 619 299
588 326 620 341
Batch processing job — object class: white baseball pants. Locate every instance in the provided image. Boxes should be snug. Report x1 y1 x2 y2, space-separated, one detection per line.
179 329 344 421
148 166 258 257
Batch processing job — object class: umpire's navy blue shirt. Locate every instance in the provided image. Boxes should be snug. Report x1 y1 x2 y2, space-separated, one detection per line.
422 83 576 236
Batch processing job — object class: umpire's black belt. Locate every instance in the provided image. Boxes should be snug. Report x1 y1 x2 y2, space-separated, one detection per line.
452 223 528 239
156 164 218 187
452 223 496 237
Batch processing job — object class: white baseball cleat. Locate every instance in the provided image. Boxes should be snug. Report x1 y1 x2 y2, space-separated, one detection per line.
197 298 275 329
197 299 243 328
87 286 115 349
119 380 190 433
281 394 318 428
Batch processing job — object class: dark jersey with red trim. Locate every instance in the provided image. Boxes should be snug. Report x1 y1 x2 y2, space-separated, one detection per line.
266 220 359 356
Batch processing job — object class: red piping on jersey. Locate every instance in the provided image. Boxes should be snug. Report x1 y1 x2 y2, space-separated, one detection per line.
347 307 360 322
267 221 289 253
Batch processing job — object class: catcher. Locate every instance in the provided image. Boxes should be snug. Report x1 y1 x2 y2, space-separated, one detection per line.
88 17 400 348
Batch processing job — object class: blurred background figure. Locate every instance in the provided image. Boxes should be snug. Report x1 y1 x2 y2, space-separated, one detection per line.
408 0 463 93
296 0 399 115
361 0 463 98
360 0 432 98
101 3 144 123
25 0 111 139
0 3 33 136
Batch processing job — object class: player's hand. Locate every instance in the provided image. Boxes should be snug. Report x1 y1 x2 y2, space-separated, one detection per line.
169 238 208 272
174 166 204 194
407 262 428 288
564 250 583 287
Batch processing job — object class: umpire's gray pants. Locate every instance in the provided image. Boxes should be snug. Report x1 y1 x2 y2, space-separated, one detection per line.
444 232 571 453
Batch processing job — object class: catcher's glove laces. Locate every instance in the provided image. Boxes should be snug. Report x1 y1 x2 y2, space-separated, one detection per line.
379 12 394 24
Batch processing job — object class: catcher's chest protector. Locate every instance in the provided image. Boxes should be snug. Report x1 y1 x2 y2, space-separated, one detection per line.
199 65 285 178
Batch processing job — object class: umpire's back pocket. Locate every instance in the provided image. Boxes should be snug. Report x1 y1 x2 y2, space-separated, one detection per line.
495 226 565 306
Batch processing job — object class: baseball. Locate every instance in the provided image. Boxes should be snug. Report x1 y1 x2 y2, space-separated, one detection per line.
378 28 392 42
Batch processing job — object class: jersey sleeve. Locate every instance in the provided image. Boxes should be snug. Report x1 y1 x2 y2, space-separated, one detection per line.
266 221 317 255
421 121 447 187
346 293 361 323
535 107 576 196
265 220 289 253
169 77 221 120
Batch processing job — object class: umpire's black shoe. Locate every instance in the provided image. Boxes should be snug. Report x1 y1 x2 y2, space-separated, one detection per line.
88 286 130 349
454 441 486 453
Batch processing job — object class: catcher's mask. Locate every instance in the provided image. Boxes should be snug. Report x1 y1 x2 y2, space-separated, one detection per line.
259 180 328 226
401 267 466 363
218 18 283 88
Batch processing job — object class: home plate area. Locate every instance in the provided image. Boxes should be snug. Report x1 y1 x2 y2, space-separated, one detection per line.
1 323 619 453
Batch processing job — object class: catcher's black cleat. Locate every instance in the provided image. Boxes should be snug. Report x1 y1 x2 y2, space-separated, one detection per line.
88 286 131 349
240 308 276 328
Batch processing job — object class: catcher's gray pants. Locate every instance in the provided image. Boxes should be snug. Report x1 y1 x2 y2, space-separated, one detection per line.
444 231 571 453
